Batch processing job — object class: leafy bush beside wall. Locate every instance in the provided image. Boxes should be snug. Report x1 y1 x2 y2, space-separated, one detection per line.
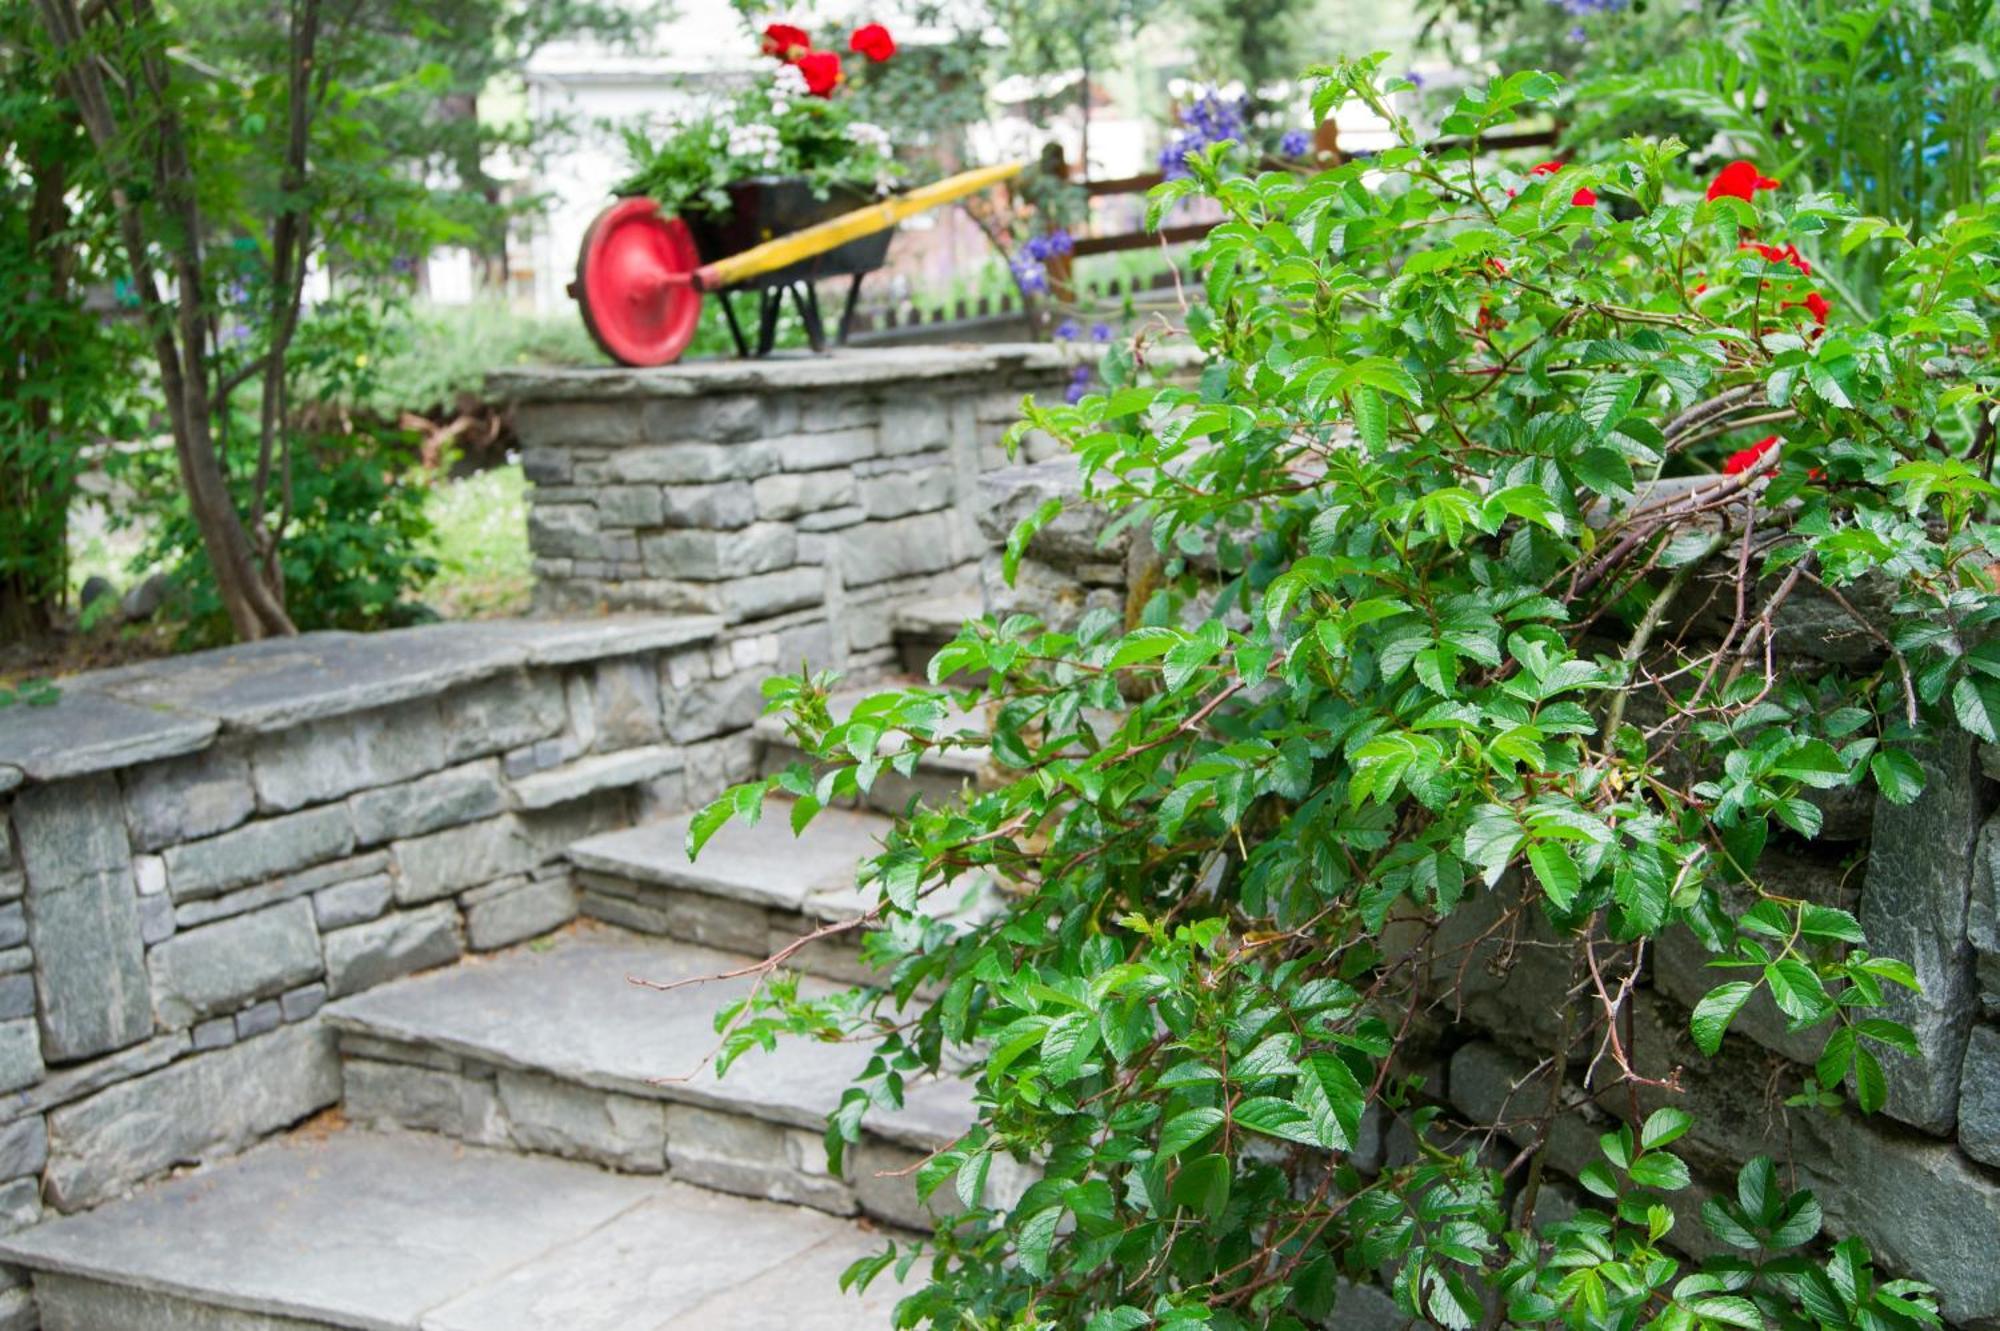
693 57 1999 1331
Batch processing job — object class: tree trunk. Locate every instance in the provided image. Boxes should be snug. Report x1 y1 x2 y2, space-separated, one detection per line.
33 0 295 641
0 115 75 643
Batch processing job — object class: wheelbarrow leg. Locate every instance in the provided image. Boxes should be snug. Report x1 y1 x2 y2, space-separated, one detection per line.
836 273 865 346
792 282 827 352
755 287 783 357
719 291 751 359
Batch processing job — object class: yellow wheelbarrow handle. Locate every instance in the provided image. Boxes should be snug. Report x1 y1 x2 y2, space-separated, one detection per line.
695 161 1025 291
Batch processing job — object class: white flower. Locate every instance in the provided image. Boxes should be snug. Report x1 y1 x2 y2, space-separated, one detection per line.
849 121 892 156
726 121 783 170
773 64 809 98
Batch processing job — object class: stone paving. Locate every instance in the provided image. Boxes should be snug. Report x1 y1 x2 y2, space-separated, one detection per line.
0 1130 906 1329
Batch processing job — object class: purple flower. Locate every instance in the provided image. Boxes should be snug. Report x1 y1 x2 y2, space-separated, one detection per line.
1405 70 1426 89
1024 228 1073 262
1090 322 1112 342
1279 128 1311 157
1054 318 1081 341
1063 365 1092 404
1159 88 1250 181
1010 252 1049 295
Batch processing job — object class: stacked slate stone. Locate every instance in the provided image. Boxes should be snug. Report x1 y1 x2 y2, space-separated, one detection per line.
499 346 1128 675
0 616 831 1267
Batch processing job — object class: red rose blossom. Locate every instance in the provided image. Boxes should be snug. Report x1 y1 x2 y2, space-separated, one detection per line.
1529 160 1565 177
848 22 895 61
796 49 843 96
1571 186 1597 207
1707 160 1780 203
1724 435 1780 476
760 23 811 61
1739 240 1811 276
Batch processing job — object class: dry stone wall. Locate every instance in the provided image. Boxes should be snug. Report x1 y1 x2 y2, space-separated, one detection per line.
0 347 1130 1321
0 613 829 1273
494 346 1116 673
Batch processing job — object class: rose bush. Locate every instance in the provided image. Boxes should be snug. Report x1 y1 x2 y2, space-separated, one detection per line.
693 58 1998 1331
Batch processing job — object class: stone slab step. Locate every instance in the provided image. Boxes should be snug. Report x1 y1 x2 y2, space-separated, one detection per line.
0 1126 907 1330
754 682 988 811
566 801 994 982
324 924 976 1225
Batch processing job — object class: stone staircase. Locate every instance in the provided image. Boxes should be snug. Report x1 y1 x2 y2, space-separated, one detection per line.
0 624 985 1328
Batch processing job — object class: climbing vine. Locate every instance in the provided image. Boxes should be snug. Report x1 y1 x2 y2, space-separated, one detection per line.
694 59 1998 1331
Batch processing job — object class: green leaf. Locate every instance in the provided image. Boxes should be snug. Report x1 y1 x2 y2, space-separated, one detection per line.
1299 1052 1367 1151
1580 374 1643 437
1766 958 1833 1023
1628 1150 1691 1191
1171 1152 1232 1220
1157 1106 1225 1159
1527 840 1581 911
1870 749 1926 804
1352 385 1388 451
1015 1204 1063 1278
1953 675 2000 742
1691 981 1755 1055
1641 1107 1693 1150
1003 497 1063 587
1852 1045 1887 1113
956 1149 993 1209
1109 627 1183 669
1041 1011 1100 1084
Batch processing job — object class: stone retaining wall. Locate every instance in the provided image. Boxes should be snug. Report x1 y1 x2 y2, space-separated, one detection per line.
492 346 1121 671
0 613 817 1271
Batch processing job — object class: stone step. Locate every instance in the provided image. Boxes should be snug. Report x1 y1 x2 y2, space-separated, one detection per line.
754 682 989 812
0 1125 910 1329
890 592 982 678
323 923 978 1228
567 801 993 984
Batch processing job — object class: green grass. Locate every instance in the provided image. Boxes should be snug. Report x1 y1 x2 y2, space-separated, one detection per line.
418 463 532 619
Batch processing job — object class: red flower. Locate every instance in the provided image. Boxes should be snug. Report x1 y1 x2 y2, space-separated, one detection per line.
1485 257 1509 276
1739 240 1811 276
848 22 895 61
796 49 843 96
1529 160 1565 177
761 23 811 61
1724 435 1780 475
1707 160 1779 203
1803 290 1830 324
1571 187 1597 208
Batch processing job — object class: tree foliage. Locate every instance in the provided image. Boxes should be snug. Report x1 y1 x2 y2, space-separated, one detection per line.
16 0 650 645
692 57 1999 1330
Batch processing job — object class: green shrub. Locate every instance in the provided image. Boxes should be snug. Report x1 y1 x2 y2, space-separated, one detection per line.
127 426 437 646
692 59 1998 1330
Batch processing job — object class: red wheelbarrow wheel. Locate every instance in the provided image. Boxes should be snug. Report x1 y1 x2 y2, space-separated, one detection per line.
572 197 702 367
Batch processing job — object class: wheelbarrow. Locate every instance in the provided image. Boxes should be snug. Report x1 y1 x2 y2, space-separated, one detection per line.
571 161 1024 367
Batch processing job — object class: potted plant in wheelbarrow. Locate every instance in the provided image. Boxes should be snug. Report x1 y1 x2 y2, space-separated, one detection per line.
578 22 905 365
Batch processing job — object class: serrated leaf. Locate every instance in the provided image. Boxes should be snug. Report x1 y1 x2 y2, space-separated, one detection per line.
1157 1106 1225 1159
1528 840 1581 911
1692 981 1755 1055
